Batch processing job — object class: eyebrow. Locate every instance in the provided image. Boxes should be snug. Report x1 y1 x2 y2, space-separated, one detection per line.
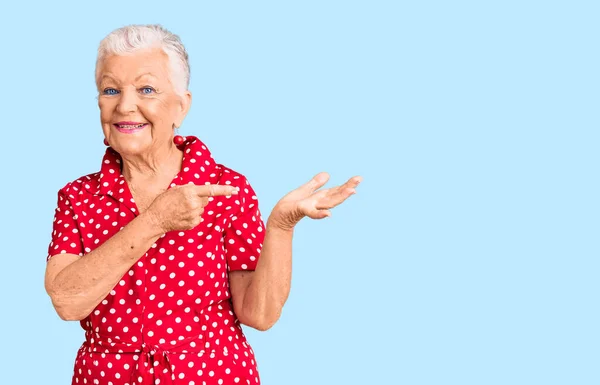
100 74 116 82
135 72 158 81
99 73 158 83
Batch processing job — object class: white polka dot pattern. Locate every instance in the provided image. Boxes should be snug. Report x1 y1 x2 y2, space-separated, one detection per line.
47 136 265 385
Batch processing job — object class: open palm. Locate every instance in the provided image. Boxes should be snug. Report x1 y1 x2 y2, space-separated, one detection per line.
269 172 362 231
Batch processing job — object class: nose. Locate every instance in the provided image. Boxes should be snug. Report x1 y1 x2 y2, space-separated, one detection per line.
116 88 138 114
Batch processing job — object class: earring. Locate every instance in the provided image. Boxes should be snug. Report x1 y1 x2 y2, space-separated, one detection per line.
173 135 185 145
104 138 109 146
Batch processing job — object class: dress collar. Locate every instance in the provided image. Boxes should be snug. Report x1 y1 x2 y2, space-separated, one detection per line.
95 136 217 198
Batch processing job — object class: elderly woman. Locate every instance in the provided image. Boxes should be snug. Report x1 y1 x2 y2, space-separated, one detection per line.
44 24 361 385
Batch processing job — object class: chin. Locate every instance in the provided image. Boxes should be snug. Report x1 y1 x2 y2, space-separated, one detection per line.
111 136 151 156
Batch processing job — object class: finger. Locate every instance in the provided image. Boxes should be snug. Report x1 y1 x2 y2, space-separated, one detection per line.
193 184 239 197
305 208 331 219
310 210 331 219
298 172 330 194
331 176 362 193
314 187 356 210
345 175 363 188
325 176 362 201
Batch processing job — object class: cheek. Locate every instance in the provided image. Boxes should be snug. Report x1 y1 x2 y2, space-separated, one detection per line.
98 100 114 122
142 99 177 125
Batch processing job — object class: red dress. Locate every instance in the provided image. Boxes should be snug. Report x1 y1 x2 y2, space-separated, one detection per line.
47 136 265 385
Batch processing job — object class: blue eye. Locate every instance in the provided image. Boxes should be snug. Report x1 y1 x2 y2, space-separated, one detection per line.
141 87 155 94
103 88 119 95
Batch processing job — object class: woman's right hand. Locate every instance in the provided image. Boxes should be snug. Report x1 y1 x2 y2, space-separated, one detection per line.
146 184 239 233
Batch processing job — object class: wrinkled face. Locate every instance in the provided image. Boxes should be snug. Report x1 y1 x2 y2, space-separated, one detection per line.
97 48 191 157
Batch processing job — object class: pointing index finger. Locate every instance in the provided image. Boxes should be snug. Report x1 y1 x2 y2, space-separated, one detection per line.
194 184 239 197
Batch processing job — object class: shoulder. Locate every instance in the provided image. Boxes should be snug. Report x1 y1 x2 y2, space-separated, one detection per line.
213 163 257 195
210 164 261 216
56 171 102 200
181 136 256 194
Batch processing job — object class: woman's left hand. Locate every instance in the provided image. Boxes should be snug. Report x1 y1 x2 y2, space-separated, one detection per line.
268 172 362 231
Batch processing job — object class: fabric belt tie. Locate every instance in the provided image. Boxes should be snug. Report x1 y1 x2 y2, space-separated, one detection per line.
84 335 210 385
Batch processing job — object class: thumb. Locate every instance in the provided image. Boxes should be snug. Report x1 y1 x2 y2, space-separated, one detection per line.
297 172 330 195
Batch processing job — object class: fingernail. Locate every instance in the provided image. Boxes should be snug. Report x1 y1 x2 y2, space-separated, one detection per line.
231 189 239 195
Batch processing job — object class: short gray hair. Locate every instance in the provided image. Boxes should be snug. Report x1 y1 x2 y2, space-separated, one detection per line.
95 24 190 95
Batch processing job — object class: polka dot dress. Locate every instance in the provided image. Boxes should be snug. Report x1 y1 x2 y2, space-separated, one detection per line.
47 136 265 385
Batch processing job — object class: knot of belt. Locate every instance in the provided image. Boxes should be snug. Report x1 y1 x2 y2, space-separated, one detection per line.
85 336 206 385
133 342 174 385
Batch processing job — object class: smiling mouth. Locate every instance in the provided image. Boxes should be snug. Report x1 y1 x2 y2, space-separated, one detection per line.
114 123 148 129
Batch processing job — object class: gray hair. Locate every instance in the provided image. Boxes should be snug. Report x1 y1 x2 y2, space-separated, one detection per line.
95 24 190 95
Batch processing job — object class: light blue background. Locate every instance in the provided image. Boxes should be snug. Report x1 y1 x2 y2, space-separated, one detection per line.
0 1 598 384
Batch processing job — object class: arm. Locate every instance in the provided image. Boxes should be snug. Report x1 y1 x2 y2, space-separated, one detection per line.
229 223 293 331
230 172 362 331
45 213 164 321
45 183 238 321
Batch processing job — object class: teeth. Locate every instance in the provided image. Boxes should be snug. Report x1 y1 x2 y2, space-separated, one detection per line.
118 124 145 129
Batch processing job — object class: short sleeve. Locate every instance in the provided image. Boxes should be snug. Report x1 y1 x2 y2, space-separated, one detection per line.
224 179 265 271
47 189 84 261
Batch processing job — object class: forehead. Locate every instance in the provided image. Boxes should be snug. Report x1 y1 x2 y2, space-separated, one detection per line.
98 48 171 82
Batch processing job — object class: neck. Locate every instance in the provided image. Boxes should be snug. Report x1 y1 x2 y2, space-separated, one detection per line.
121 143 183 184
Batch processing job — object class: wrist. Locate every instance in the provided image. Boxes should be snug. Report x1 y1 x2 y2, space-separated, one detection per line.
138 210 165 237
268 202 303 232
266 216 296 233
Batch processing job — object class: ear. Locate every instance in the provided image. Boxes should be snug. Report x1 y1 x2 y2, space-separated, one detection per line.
174 90 192 128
